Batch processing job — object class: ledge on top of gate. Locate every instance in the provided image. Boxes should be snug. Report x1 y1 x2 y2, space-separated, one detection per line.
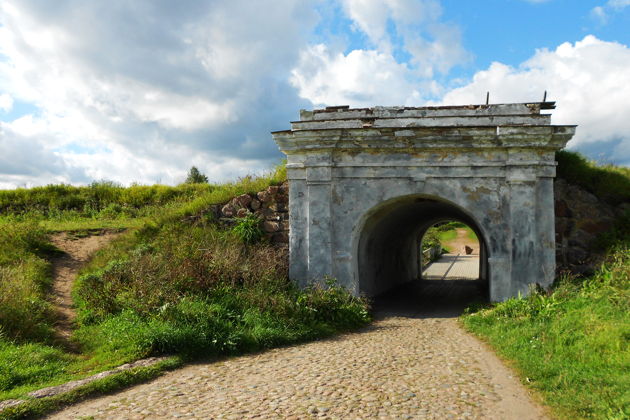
271 101 576 153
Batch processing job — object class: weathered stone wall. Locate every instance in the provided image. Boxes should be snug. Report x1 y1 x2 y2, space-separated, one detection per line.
213 176 624 282
555 178 627 275
217 183 289 245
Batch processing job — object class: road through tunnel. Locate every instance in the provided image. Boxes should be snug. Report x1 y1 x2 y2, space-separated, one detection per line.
358 195 489 313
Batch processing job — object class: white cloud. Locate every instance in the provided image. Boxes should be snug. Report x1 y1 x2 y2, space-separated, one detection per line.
590 0 630 25
0 0 318 187
608 0 630 10
0 93 12 112
291 45 428 107
590 6 608 24
440 35 630 166
291 0 468 107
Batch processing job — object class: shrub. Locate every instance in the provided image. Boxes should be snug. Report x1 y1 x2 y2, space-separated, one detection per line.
232 214 264 244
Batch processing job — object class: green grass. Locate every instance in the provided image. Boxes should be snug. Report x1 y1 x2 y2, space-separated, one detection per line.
0 160 370 410
422 222 478 254
460 152 630 419
0 221 58 342
556 150 630 205
462 242 630 419
0 357 182 420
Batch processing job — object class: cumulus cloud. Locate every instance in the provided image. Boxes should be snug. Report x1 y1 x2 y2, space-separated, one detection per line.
291 0 468 107
0 93 12 112
0 0 317 187
440 36 630 166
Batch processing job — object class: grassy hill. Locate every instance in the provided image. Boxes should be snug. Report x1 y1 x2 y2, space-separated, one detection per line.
0 164 370 417
462 151 630 419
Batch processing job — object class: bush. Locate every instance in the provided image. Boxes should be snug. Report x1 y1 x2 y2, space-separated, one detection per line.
232 214 264 244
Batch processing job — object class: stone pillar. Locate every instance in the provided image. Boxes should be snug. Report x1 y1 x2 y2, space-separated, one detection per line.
507 166 539 297
306 165 333 283
287 169 308 287
536 176 556 287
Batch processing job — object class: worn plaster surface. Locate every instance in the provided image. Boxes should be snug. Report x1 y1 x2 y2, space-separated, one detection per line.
272 103 575 301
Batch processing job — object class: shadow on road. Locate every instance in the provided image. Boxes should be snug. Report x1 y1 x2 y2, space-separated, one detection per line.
371 279 488 320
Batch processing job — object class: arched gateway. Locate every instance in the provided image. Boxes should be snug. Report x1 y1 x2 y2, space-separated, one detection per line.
271 102 576 301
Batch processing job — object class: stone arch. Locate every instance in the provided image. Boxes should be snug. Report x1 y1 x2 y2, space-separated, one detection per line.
354 194 490 297
272 102 576 301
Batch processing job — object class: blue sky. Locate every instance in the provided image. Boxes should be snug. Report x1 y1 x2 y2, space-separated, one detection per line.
1 0 629 188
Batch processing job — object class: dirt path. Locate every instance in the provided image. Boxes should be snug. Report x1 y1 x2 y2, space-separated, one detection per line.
46 283 549 420
49 231 121 347
443 228 479 255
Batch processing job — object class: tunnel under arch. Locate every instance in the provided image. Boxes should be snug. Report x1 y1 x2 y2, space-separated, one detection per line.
356 194 489 297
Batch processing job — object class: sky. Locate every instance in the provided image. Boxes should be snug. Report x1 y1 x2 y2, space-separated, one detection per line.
1 0 629 188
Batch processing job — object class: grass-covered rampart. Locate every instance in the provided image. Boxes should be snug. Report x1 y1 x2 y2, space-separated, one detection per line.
556 150 630 205
0 162 370 409
462 241 629 419
463 152 630 419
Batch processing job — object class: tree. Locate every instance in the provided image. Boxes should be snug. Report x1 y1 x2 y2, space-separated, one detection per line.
185 166 209 184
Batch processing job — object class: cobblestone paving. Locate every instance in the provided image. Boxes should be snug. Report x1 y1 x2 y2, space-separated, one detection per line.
47 284 547 420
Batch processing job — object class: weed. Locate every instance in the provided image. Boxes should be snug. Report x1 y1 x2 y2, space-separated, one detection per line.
232 214 264 244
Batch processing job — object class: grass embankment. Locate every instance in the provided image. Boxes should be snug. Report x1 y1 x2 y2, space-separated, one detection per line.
556 150 630 205
463 151 630 420
0 165 370 416
0 182 214 231
422 221 478 254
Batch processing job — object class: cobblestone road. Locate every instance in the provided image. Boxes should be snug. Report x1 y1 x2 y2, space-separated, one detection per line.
46 283 547 420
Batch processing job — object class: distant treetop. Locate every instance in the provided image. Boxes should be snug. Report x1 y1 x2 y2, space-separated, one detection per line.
185 166 209 184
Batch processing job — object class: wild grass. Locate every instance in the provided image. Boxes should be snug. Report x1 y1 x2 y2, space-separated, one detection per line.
0 160 369 405
556 150 630 205
462 240 629 419
73 221 369 361
0 182 213 217
0 222 58 342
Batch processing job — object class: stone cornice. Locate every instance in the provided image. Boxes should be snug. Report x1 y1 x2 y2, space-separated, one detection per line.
273 125 576 153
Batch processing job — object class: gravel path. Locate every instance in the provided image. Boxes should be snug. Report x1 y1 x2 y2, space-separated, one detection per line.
46 283 548 420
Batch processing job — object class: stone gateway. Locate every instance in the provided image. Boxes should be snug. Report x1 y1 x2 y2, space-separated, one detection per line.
272 102 576 301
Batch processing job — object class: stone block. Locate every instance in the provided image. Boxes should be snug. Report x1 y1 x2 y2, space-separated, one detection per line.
263 221 280 233
235 194 252 208
271 231 289 243
554 199 570 217
579 219 613 235
221 204 235 217
250 198 261 210
257 191 271 203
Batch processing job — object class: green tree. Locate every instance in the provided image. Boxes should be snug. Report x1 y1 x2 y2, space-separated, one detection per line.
185 166 209 184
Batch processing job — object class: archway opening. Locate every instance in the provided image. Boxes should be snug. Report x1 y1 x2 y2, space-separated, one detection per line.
420 221 480 280
357 195 489 314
